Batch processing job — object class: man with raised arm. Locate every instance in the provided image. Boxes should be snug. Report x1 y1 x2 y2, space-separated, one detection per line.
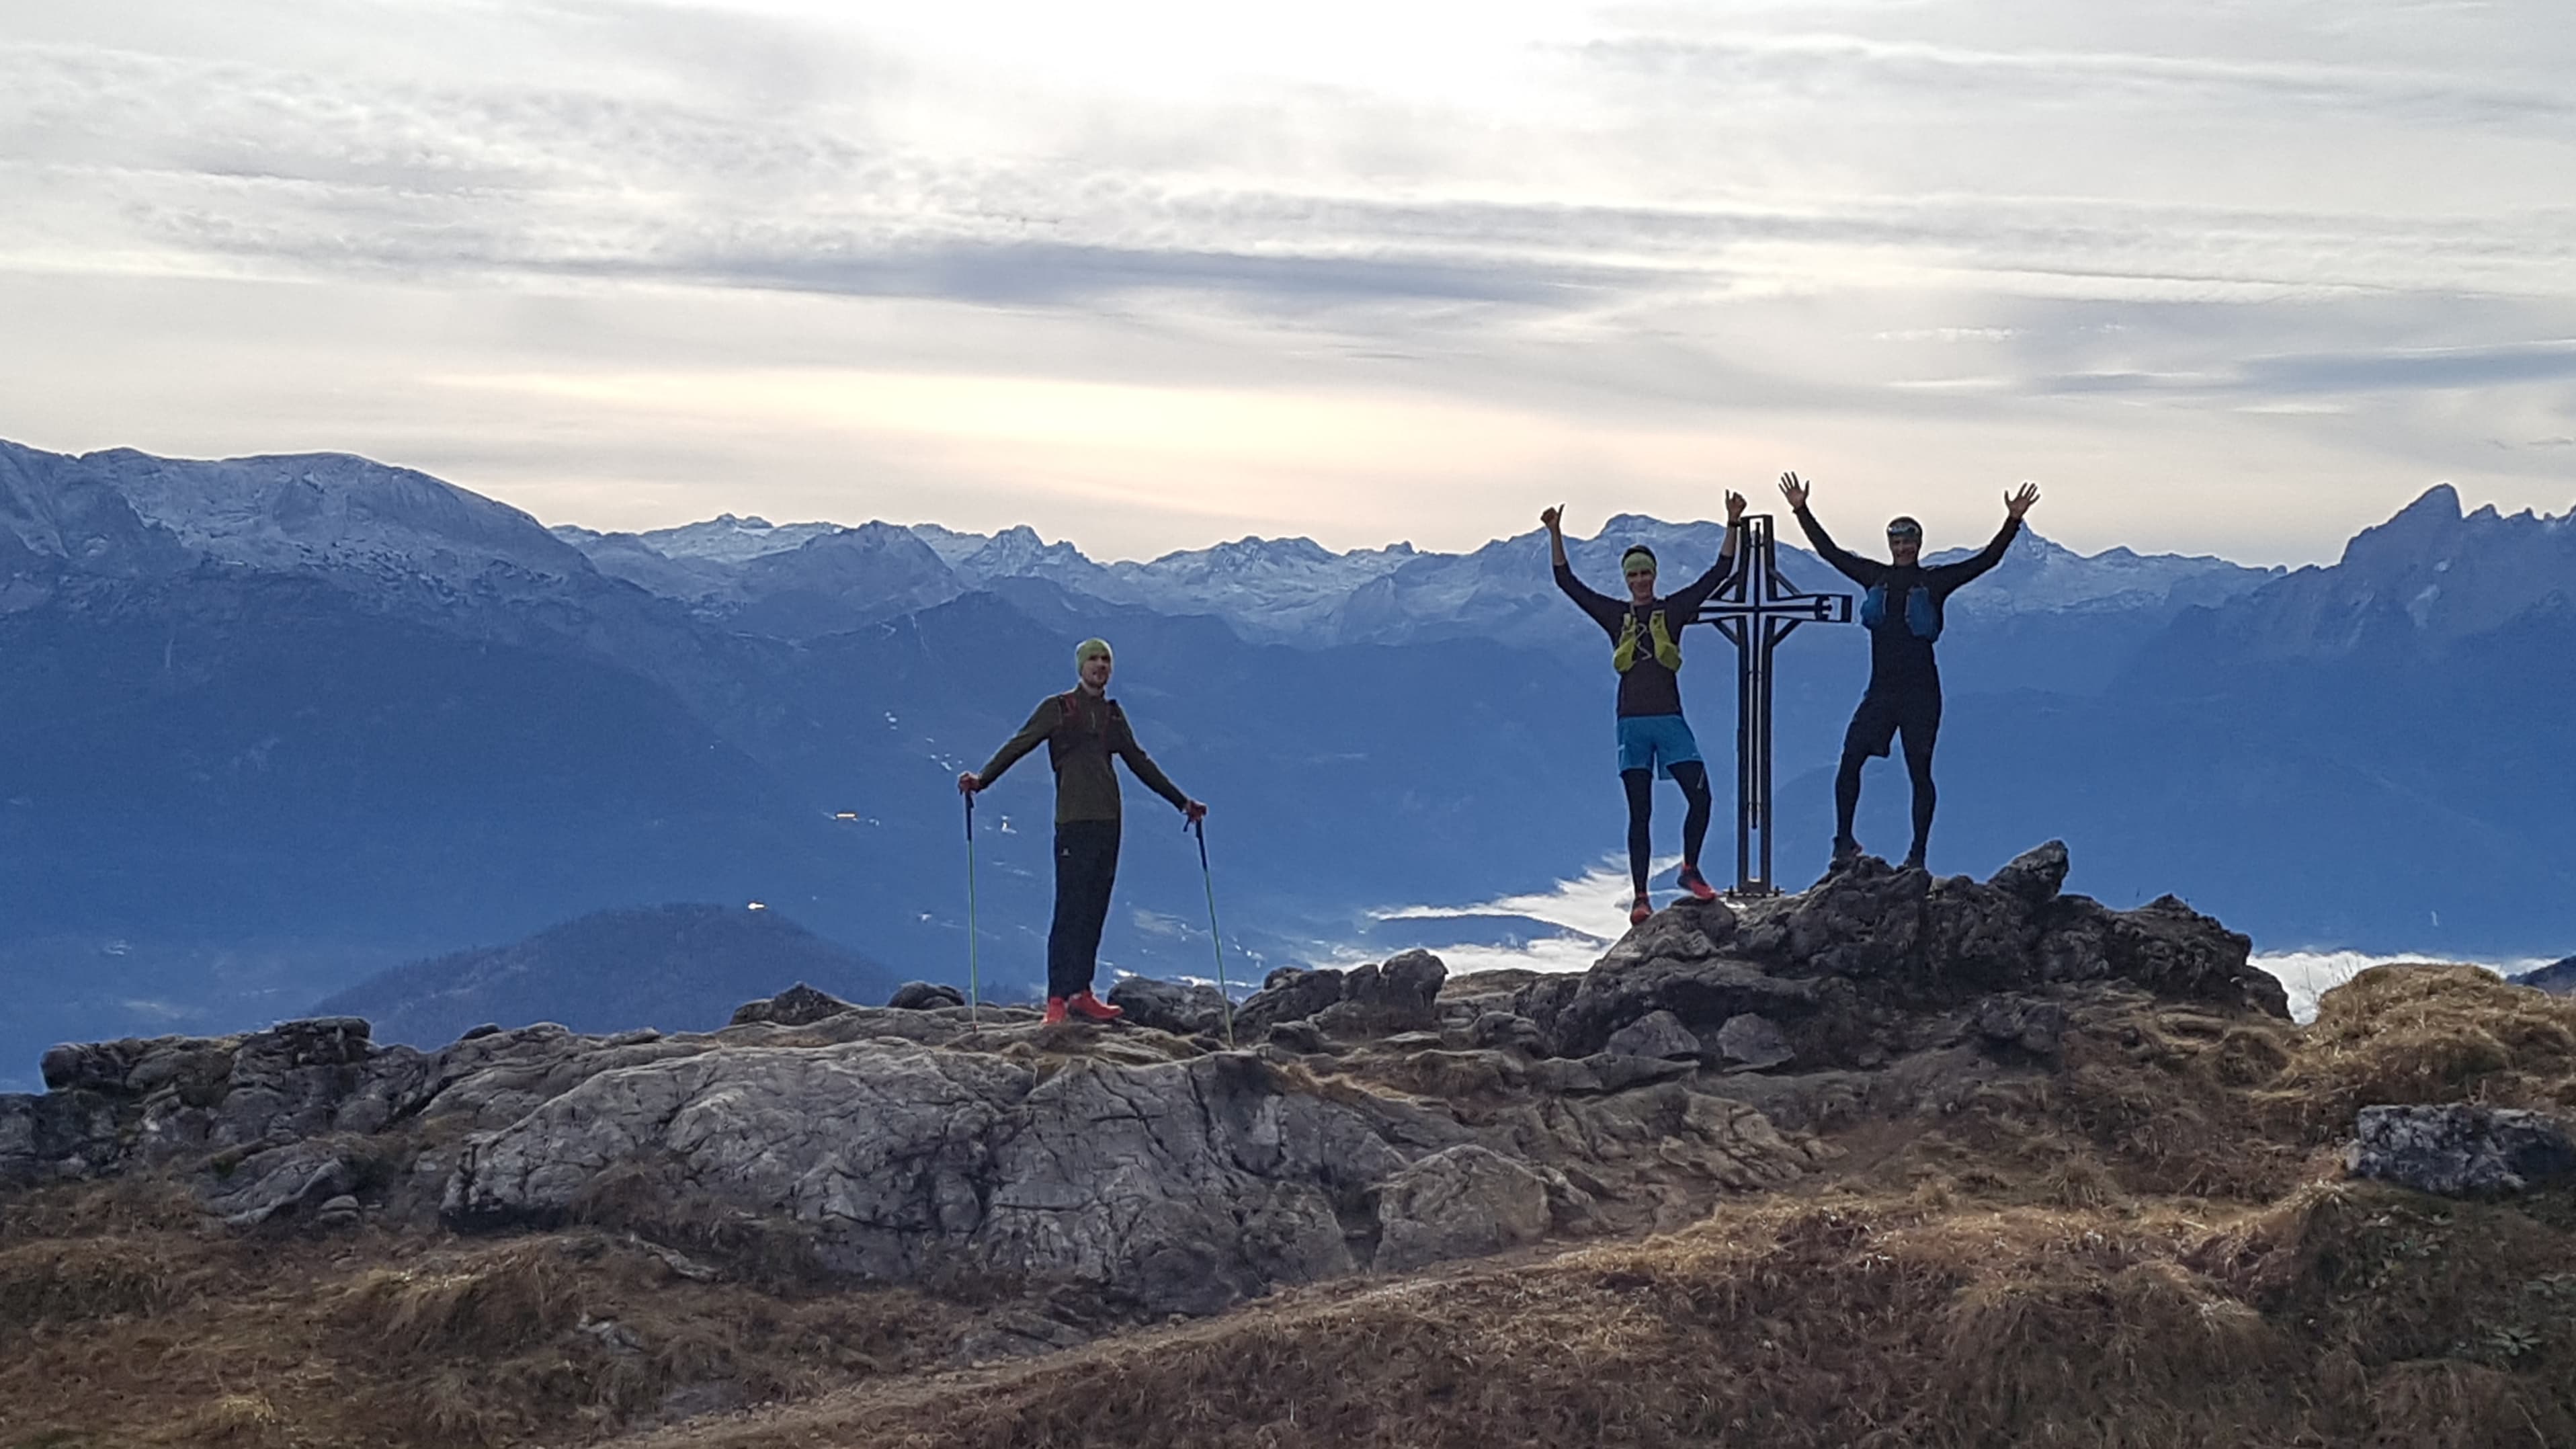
1778 472 2040 872
1545 495 1745 925
958 638 1206 1026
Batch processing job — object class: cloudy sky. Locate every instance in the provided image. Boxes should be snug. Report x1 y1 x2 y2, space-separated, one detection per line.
3 0 2571 562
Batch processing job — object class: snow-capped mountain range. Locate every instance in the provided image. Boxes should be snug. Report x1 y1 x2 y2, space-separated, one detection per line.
4 433 2573 1093
550 506 2284 650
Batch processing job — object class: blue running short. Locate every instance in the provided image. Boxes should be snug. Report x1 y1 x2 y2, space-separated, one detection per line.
1616 714 1702 778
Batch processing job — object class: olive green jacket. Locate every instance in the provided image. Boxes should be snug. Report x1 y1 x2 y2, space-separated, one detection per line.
978 691 1190 825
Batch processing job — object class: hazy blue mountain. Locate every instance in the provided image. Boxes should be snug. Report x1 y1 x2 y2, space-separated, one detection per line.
554 516 962 640
897 511 2280 655
311 903 906 1047
0 440 1611 1082
2516 957 2576 995
3 436 2571 1091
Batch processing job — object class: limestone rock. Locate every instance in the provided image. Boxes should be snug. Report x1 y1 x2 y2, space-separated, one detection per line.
1971 996 2069 1060
0 1090 124 1188
1234 967 1347 1036
1581 1052 1699 1093
1516 842 2286 1079
1735 845 2284 1018
1374 1145 1552 1272
1317 951 1448 1035
1740 858 1935 978
1267 1020 1329 1054
1378 950 1450 1005
198 1141 357 1227
1516 956 1818 1059
1987 840 2071 907
2347 1104 2576 1197
1470 1012 1548 1055
2089 895 2288 1019
887 981 967 1011
1603 1010 1702 1061
1477 1083 1821 1198
41 1038 167 1095
1107 977 1232 1037
730 983 856 1027
579 1316 646 1355
442 1042 1472 1315
1713 1013 1794 1071
1526 1057 1603 1095
1598 899 1737 970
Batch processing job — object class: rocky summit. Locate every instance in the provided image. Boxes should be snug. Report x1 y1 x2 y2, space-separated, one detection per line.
5 843 2575 1449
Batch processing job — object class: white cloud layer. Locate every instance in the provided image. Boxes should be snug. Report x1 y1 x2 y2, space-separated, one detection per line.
1 0 2571 558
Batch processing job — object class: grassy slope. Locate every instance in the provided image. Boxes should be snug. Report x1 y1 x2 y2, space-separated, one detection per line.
4 967 2573 1449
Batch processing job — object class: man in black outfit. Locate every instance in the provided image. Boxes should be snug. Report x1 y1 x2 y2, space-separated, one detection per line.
1780 471 2040 872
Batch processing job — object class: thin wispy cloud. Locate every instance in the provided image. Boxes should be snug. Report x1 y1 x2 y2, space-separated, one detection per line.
0 1 2569 561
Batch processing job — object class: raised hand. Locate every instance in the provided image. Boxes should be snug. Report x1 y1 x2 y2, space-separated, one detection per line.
1725 489 1747 523
957 770 982 795
1778 472 1811 511
2005 482 2041 520
1540 504 1565 534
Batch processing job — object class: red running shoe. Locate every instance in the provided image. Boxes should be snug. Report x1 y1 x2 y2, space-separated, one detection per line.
1067 989 1124 1023
1629 894 1654 926
1676 863 1718 901
1042 996 1070 1025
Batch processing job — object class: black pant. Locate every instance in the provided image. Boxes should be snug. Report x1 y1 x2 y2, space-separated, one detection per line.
1835 686 1942 858
1622 760 1714 897
1047 820 1121 999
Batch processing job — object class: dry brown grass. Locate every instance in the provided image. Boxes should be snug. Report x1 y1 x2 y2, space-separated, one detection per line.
2270 965 2576 1137
0 1235 189 1331
0 1211 978 1449
7 966 2575 1449
1834 990 2314 1205
624 1188 2576 1449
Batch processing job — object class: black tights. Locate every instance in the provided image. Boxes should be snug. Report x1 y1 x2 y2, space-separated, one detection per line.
1047 821 1121 999
1624 760 1713 897
1835 733 1937 860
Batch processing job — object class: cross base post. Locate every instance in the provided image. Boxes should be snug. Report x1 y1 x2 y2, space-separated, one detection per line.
1694 514 1854 897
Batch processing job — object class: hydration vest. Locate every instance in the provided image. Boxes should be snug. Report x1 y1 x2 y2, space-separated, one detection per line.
1613 608 1683 673
1048 690 1122 765
1860 583 1942 640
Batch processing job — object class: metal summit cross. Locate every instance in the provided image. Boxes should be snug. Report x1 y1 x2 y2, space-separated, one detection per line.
1691 513 1855 897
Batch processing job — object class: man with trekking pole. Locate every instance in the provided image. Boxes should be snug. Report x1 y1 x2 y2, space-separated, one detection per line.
958 638 1206 1026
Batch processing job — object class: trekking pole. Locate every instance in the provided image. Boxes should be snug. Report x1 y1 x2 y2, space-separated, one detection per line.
964 790 981 1038
1190 816 1238 1049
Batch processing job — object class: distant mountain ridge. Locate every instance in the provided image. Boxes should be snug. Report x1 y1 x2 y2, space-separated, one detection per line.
5 434 2573 1091
312 904 905 1048
546 503 2284 652
2516 956 2576 997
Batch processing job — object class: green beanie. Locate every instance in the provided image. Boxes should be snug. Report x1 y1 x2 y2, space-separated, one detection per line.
1622 546 1659 573
1075 637 1114 664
